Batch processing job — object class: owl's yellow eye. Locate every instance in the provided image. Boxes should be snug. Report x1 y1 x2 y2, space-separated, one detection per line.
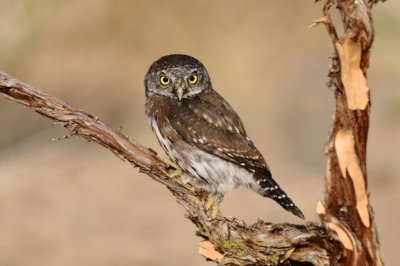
188 74 198 84
160 75 170 85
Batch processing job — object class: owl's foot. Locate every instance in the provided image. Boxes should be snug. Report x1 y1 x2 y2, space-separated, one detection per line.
162 158 182 178
204 195 222 220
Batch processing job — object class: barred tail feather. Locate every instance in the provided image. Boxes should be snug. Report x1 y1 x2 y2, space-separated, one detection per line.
256 176 304 219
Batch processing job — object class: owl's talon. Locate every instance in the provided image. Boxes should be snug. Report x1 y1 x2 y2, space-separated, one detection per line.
169 168 182 178
162 158 182 178
204 197 221 220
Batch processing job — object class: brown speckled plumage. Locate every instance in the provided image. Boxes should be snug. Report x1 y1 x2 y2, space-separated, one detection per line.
145 54 304 219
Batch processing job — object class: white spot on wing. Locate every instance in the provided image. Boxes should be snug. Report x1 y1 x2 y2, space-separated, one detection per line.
202 113 213 124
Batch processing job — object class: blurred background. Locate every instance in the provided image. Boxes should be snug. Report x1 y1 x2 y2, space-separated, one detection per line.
0 1 398 265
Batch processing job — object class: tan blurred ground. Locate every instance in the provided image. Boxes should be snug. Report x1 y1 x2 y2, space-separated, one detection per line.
0 1 399 265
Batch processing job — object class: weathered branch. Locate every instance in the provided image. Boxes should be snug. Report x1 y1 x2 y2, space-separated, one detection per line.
314 0 384 265
0 0 385 265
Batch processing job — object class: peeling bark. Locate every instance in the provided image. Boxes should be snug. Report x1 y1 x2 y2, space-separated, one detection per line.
315 0 384 265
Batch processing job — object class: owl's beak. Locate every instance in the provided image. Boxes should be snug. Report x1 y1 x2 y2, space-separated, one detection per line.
175 86 185 101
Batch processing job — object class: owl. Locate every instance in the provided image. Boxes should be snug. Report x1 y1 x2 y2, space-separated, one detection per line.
145 54 304 219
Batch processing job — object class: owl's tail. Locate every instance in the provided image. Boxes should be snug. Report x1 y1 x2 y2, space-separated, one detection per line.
257 176 305 219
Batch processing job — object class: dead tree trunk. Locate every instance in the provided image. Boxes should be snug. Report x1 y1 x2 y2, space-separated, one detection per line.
314 0 384 265
0 0 384 265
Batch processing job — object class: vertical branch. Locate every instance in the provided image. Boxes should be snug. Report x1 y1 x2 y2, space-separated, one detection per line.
315 0 384 265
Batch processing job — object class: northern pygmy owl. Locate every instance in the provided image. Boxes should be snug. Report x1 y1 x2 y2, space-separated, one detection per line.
145 54 304 219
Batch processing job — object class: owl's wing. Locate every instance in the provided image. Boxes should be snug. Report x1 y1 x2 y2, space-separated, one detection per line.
168 90 305 219
168 90 270 178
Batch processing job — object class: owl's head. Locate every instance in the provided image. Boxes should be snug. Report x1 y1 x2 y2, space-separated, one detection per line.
145 54 212 101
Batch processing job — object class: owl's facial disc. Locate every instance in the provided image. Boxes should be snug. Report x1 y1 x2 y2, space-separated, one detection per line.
145 54 212 100
160 69 201 101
